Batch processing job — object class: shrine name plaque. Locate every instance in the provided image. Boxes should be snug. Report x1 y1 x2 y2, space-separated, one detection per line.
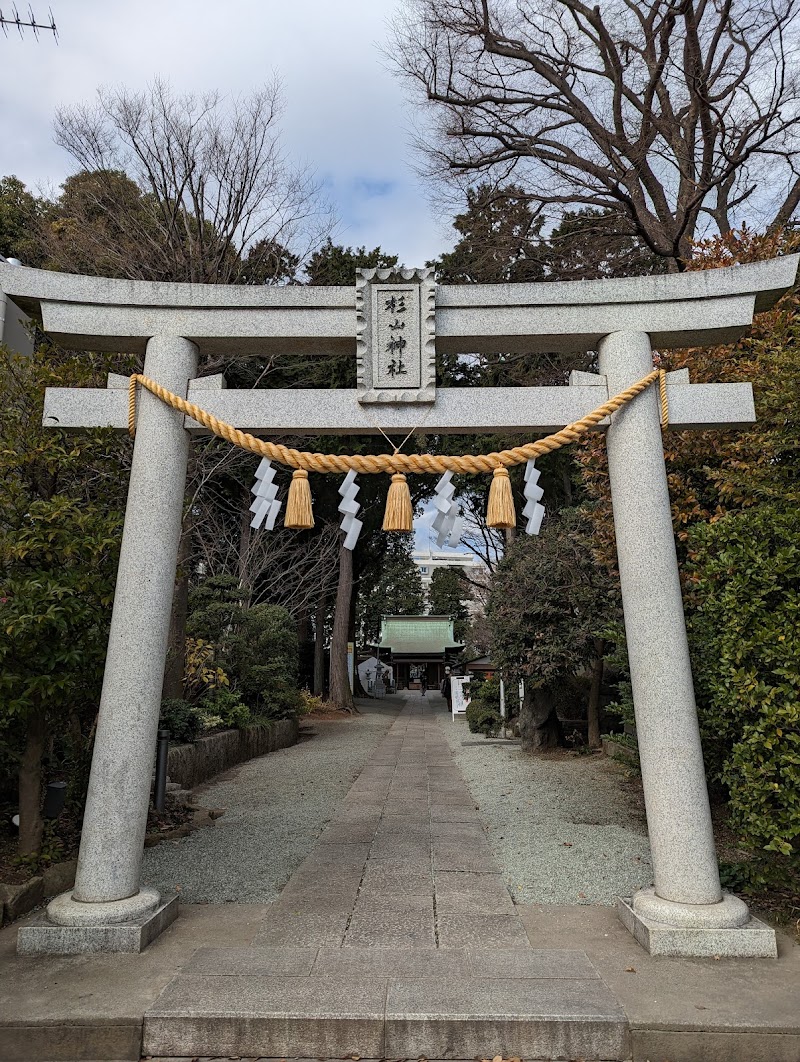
356 267 436 404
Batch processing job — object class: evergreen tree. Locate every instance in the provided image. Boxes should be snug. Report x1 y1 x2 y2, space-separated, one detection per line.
545 208 663 281
488 508 618 750
306 239 397 284
430 183 545 284
0 175 46 265
428 566 470 643
358 534 425 645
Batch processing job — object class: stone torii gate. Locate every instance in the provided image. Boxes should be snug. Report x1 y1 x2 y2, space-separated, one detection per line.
2 255 796 958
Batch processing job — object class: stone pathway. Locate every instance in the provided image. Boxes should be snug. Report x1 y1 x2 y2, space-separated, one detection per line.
255 692 528 950
142 700 400 904
144 696 628 1059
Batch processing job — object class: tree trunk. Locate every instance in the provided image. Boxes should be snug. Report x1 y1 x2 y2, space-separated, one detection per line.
162 511 192 701
329 538 355 711
518 686 563 752
560 466 573 506
237 482 253 608
297 606 313 691
587 638 605 749
313 595 327 696
18 707 46 856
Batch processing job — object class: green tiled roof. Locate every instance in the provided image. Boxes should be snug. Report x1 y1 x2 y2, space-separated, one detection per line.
378 615 463 655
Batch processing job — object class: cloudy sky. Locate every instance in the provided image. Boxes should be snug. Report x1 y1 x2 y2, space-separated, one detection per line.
0 0 452 266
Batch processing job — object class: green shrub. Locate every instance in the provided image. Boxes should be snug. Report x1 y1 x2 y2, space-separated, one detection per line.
466 677 503 736
299 689 324 715
159 699 203 744
687 504 800 881
235 604 303 719
188 578 302 720
200 687 251 729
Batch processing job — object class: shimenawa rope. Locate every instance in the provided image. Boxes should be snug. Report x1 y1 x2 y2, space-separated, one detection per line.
127 369 668 474
128 369 667 529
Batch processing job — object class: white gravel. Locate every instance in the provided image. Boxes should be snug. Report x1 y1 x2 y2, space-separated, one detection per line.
441 719 654 906
142 702 399 904
143 697 652 908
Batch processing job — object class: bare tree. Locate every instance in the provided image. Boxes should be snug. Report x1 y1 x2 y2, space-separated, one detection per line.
391 0 800 269
329 537 357 711
459 490 505 574
52 77 333 283
188 441 341 616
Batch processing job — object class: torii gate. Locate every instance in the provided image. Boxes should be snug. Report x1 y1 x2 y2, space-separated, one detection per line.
2 256 795 958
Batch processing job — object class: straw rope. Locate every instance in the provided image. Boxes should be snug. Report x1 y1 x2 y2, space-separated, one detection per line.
128 369 668 474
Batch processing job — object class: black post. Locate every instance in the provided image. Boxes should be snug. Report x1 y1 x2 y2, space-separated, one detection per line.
154 729 170 813
43 781 67 819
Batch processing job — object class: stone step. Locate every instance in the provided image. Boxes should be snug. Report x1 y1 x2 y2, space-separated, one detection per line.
143 947 630 1060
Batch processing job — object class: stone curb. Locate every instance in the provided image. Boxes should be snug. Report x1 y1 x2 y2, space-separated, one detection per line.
167 717 300 790
602 736 640 766
0 860 81 926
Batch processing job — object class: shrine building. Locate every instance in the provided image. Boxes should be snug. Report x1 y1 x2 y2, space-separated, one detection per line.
374 615 464 691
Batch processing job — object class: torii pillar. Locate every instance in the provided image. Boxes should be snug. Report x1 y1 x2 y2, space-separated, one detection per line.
1 256 795 957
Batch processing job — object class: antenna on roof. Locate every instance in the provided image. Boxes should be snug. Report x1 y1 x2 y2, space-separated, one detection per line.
0 4 58 41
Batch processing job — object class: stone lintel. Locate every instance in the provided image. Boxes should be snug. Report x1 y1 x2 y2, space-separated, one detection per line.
435 293 757 354
42 380 755 435
32 292 761 357
617 897 777 958
4 254 796 355
40 301 354 356
107 371 226 390
17 896 178 955
436 254 798 314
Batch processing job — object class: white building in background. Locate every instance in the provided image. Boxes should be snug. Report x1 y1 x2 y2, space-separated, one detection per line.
412 546 488 617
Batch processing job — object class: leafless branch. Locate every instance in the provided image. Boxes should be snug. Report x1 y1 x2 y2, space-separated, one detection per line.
390 0 800 267
51 78 335 284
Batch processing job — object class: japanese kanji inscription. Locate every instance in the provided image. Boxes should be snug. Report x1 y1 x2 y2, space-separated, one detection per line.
356 266 436 403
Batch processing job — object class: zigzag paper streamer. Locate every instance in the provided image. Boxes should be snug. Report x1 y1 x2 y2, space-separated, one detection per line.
250 458 282 530
432 470 464 548
523 459 545 535
338 469 363 551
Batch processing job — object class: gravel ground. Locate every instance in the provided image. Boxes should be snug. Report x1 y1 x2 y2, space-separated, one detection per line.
441 718 654 906
142 701 400 904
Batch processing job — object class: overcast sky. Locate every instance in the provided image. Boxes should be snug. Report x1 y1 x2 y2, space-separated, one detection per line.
0 0 452 266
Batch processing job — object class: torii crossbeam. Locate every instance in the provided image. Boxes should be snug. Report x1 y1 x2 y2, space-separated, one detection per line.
2 255 796 959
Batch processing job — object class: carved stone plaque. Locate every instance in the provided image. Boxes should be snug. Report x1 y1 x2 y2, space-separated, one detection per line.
356 267 436 404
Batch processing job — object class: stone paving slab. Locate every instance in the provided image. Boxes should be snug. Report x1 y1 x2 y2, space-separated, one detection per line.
429 804 481 822
312 944 468 979
465 947 601 980
319 823 379 844
436 889 517 916
188 945 318 976
437 912 532 948
384 976 629 1059
344 913 436 947
253 912 350 947
144 974 387 1058
359 866 433 893
300 842 371 866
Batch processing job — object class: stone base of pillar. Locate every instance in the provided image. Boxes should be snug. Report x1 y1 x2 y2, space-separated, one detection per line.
618 890 777 958
16 893 178 955
47 886 162 925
